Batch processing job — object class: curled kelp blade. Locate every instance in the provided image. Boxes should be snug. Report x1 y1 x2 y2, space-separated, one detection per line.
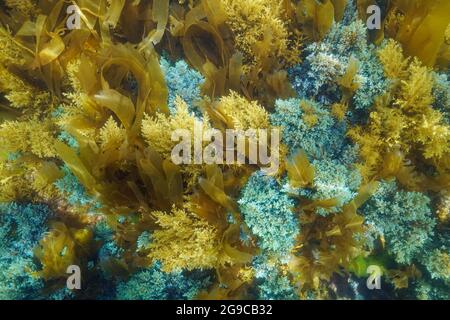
221 223 254 265
54 141 97 194
93 89 135 129
286 149 315 188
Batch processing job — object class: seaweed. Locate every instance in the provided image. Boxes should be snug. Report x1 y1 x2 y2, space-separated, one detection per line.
0 0 448 301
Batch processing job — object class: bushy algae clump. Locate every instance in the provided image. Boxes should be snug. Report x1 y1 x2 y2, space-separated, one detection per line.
0 0 448 300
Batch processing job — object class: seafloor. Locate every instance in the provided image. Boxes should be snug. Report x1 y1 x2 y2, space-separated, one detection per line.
0 0 449 300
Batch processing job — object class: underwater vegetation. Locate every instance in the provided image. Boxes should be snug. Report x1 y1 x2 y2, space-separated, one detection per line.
0 0 448 300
